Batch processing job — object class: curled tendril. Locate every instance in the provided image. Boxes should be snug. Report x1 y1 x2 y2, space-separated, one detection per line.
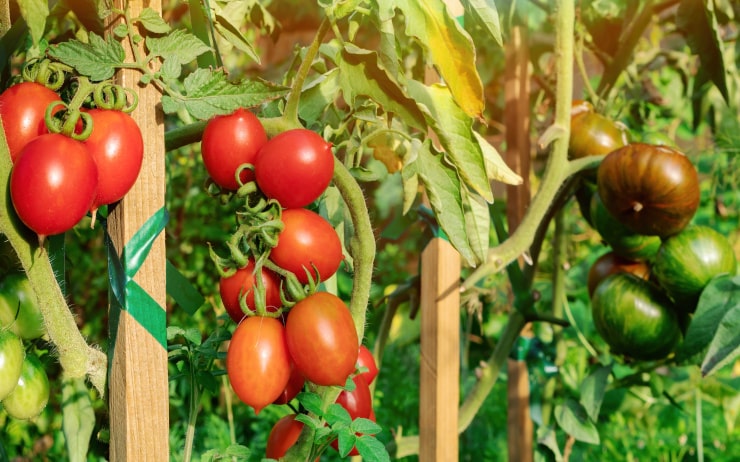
22 59 69 91
92 82 139 112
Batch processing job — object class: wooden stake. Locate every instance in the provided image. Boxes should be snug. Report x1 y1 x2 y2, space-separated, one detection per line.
107 1 169 460
505 25 534 462
419 238 460 462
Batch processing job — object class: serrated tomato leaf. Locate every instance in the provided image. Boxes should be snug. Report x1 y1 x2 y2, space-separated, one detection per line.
554 398 600 445
145 29 211 67
355 434 391 462
296 391 324 417
134 8 171 34
48 34 125 81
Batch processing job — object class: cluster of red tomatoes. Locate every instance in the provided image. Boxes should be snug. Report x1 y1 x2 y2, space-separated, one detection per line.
0 81 144 239
571 103 737 361
200 109 378 457
0 272 50 420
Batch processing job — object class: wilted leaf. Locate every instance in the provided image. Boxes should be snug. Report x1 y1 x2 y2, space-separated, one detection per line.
474 132 523 186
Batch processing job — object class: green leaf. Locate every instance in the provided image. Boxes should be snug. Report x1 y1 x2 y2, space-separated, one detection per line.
465 0 503 47
416 140 477 266
62 377 95 462
474 131 523 186
297 391 324 416
336 427 358 457
698 275 740 376
677 0 729 103
18 0 49 48
146 29 211 67
166 260 205 316
161 69 289 120
355 434 391 462
325 403 352 427
407 80 494 202
298 68 342 125
579 363 613 422
461 187 490 266
554 398 600 444
134 7 171 34
351 417 382 435
536 426 563 462
388 0 484 117
336 44 428 131
677 274 740 368
213 13 260 64
47 34 125 81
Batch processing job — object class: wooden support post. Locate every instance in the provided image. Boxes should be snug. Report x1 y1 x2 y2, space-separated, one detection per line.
107 1 169 460
419 238 460 462
504 25 534 462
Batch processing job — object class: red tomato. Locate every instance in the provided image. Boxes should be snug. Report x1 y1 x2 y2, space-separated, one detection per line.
254 128 334 208
219 260 283 323
201 108 267 190
273 362 306 405
0 82 61 162
10 133 97 237
336 374 373 420
356 345 379 384
270 208 343 284
265 414 304 459
83 109 143 210
226 316 291 414
286 292 359 386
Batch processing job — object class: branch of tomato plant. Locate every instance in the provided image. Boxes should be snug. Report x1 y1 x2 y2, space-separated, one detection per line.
0 123 107 396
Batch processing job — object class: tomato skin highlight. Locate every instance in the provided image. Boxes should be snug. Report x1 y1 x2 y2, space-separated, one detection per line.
201 108 267 191
83 109 144 209
286 292 359 387
270 208 343 284
226 316 291 414
0 329 24 401
219 260 283 323
254 128 334 208
10 134 98 237
0 82 62 162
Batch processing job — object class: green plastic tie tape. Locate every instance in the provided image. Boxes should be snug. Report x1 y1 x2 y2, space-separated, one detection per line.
106 207 169 354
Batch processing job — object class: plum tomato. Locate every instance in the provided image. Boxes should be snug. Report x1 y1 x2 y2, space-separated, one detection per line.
265 414 304 459
0 82 62 162
219 260 283 323
254 128 334 208
201 108 267 191
285 292 358 387
83 109 144 211
597 143 700 237
336 374 373 421
270 208 343 285
2 352 50 420
356 345 379 384
272 362 305 405
226 316 291 414
0 273 45 340
10 133 98 237
0 329 24 401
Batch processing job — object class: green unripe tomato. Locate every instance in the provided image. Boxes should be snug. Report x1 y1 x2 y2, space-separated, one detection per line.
2 353 50 420
0 273 45 340
0 329 24 400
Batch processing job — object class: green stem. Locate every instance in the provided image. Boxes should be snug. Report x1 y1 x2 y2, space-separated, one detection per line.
462 0 575 290
182 358 201 462
0 122 107 395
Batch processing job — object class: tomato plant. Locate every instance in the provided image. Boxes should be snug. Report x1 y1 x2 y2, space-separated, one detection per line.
10 133 98 238
0 329 24 401
590 191 661 261
0 273 45 340
0 82 61 162
270 208 343 285
219 260 283 323
569 109 629 160
587 251 651 297
285 292 359 387
1 352 50 420
254 128 334 209
83 108 144 212
226 316 291 414
201 108 267 191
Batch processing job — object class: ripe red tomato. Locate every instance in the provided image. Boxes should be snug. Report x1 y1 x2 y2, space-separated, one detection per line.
273 363 306 405
201 108 267 191
226 316 291 414
286 292 359 387
270 208 343 284
0 82 61 162
83 109 144 211
265 414 304 459
10 133 98 237
356 345 379 384
254 128 334 208
336 374 373 420
219 260 283 323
